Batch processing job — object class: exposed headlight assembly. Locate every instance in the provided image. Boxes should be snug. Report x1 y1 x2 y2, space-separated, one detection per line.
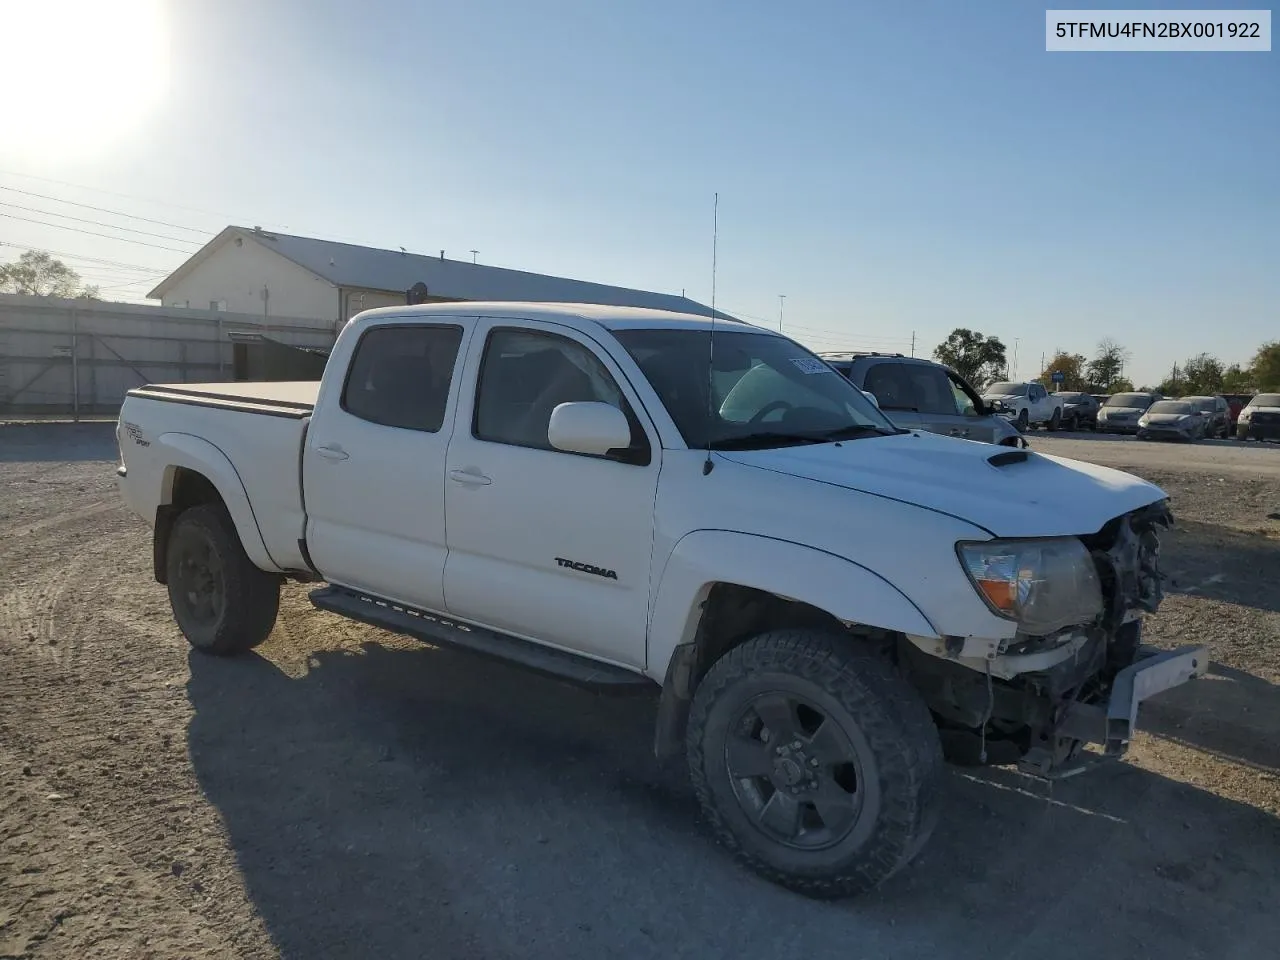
958 538 1103 635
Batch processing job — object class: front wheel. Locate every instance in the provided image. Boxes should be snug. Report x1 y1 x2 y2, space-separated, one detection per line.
1015 409 1029 432
166 503 280 655
686 630 944 898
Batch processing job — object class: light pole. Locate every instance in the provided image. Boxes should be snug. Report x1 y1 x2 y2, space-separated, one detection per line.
470 250 479 264
778 295 786 333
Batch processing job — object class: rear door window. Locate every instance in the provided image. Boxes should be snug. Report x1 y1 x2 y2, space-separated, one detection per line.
342 324 464 432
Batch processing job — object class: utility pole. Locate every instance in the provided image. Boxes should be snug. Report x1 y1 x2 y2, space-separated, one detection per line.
470 250 478 264
778 295 786 333
1011 338 1020 379
910 331 916 357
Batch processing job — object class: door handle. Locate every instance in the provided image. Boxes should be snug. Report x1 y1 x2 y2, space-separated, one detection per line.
948 428 968 437
449 468 492 486
314 444 349 461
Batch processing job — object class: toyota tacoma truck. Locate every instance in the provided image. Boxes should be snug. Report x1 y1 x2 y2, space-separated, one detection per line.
115 302 1205 898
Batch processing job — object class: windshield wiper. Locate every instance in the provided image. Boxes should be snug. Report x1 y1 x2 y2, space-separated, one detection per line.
710 425 894 450
810 424 899 441
710 431 830 450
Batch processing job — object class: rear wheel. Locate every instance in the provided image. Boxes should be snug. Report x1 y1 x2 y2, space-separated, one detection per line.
166 504 280 655
1049 409 1062 431
686 630 944 898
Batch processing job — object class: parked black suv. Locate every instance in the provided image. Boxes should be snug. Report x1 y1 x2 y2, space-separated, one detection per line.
1054 392 1099 430
819 353 1026 446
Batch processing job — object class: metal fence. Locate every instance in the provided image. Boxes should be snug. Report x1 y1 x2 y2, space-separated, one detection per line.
0 294 338 418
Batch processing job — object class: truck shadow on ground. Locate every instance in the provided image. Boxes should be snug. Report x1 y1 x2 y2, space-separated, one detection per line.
186 640 1280 960
0 422 118 462
1160 520 1280 615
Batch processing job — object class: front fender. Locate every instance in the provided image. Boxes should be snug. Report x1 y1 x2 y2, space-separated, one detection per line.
154 432 280 572
647 530 938 683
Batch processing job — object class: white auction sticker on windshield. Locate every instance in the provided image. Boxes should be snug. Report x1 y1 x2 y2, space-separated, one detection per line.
789 357 835 375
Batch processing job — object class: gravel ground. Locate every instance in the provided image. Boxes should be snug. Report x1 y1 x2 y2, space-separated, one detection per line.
1 423 1277 960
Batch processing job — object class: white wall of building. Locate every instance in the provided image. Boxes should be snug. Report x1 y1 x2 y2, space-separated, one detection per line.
159 235 338 321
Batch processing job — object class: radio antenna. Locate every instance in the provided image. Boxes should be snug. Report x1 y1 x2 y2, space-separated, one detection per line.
703 192 719 476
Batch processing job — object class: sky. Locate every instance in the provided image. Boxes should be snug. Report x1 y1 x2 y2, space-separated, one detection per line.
0 0 1275 387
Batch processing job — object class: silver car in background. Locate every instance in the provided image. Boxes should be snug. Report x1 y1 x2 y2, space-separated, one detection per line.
1137 400 1209 442
819 353 1027 447
1097 392 1160 434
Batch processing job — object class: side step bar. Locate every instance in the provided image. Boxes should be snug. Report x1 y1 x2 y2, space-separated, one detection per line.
309 586 655 693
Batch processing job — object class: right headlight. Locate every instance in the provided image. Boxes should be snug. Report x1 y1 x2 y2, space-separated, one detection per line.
1239 409 1252 422
957 538 1102 635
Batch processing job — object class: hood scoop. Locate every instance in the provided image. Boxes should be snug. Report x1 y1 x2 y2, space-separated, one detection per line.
987 449 1029 467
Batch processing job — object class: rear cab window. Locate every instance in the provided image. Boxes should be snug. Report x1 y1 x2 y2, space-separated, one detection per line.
342 324 464 432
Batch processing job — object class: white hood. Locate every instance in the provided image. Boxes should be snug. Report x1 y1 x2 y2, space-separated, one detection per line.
718 430 1167 538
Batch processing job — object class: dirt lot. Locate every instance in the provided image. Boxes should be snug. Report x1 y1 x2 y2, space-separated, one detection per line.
2 423 1278 960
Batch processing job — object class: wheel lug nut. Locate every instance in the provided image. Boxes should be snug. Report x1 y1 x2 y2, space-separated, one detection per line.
810 758 819 767
791 740 802 749
776 747 784 755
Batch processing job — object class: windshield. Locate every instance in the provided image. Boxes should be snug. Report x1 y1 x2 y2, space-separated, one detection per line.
1106 393 1154 409
614 329 898 449
1148 401 1192 415
1247 394 1280 408
985 382 1026 396
1182 396 1215 411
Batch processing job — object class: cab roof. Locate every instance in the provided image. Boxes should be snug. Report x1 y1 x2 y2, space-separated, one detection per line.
351 301 767 334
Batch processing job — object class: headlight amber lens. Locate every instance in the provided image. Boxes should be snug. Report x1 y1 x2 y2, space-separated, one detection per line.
959 538 1103 635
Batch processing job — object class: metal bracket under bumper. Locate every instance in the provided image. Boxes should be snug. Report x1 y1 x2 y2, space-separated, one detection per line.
1058 644 1209 755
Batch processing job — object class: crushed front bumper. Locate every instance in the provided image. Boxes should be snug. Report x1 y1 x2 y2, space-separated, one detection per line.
1047 644 1207 760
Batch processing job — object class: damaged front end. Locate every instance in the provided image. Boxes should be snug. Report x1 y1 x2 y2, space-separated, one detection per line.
901 500 1208 777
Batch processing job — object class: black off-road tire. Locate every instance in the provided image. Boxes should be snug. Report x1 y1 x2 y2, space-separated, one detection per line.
1064 413 1077 432
686 630 945 899
1016 409 1029 432
165 503 280 656
1049 409 1062 431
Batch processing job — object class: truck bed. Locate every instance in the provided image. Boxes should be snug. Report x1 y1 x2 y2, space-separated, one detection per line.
119 381 317 574
127 381 319 418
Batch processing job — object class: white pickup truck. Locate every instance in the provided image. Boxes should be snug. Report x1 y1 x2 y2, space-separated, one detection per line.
116 302 1206 898
982 380 1066 431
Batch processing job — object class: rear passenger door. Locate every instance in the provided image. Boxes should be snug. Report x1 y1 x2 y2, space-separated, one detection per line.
304 318 473 611
859 362 923 431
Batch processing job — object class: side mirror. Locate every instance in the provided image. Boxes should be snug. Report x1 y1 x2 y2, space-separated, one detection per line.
859 389 880 408
548 401 632 457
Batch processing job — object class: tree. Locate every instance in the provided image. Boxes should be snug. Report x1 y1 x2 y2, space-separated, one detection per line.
1179 353 1225 395
1221 363 1253 393
932 328 1007 386
1086 338 1131 391
1037 352 1088 391
0 250 99 299
1248 340 1280 391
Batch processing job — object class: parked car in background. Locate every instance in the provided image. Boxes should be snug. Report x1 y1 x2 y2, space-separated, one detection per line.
1236 393 1280 442
1097 392 1160 434
981 381 1064 431
1182 395 1231 438
1137 400 1209 442
1222 393 1254 429
1055 392 1099 431
819 353 1027 446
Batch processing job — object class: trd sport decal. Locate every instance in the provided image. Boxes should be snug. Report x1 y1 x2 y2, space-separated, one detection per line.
555 557 618 580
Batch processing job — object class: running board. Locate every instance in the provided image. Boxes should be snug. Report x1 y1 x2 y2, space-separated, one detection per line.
309 586 654 693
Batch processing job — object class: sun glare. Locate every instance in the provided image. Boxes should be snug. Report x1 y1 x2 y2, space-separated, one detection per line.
1 0 168 156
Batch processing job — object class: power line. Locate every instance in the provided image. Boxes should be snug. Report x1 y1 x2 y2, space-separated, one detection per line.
0 167 257 226
0 184 211 234
0 201 207 245
0 240 176 273
0 213 198 253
